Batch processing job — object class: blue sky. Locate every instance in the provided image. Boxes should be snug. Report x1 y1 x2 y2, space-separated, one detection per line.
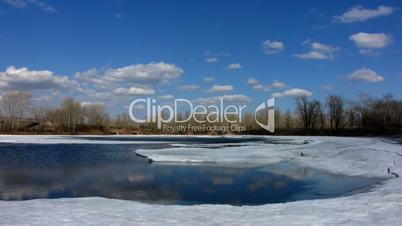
0 0 401 114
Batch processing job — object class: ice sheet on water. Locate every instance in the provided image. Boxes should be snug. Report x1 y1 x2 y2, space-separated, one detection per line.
1 135 402 225
137 136 402 178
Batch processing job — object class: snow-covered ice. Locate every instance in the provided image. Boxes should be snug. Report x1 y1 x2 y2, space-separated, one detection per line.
1 135 402 225
137 136 400 177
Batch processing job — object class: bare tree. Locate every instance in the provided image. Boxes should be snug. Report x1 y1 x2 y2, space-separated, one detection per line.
59 97 82 132
114 112 136 130
295 96 321 129
31 106 51 121
0 91 32 130
326 95 345 130
82 103 109 129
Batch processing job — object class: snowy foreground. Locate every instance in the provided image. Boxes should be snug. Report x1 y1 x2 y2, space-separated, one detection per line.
1 135 402 226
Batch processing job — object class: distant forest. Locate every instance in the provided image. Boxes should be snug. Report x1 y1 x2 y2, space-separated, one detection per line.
0 91 401 136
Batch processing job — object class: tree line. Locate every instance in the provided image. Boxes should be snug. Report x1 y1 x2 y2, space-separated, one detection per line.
272 94 402 135
0 90 401 135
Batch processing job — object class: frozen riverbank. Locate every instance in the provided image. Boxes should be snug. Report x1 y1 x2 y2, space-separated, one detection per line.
1 136 402 225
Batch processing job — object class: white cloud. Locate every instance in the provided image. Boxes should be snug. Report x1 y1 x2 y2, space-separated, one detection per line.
158 94 174 100
74 68 108 88
253 84 271 92
205 57 218 63
0 62 185 107
104 62 183 84
273 88 313 98
335 5 396 23
4 0 55 12
247 78 270 91
311 42 339 53
271 80 286 89
178 84 199 91
207 85 234 93
283 88 313 97
283 88 312 97
203 77 214 82
294 42 340 60
294 51 330 60
0 66 78 90
247 78 259 85
247 78 285 92
195 94 250 105
80 88 113 101
114 86 155 95
81 101 104 107
271 92 284 98
344 68 384 82
226 63 242 70
73 62 183 102
349 33 391 55
262 40 284 55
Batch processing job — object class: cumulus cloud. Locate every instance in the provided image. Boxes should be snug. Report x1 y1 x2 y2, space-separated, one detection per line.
203 77 214 82
74 68 109 88
157 94 174 100
178 84 199 91
226 63 242 70
247 78 286 92
349 33 391 55
205 57 218 63
4 0 55 12
253 84 272 92
0 62 185 106
0 66 78 90
79 88 113 101
293 41 340 60
104 62 183 84
335 5 395 23
73 62 183 102
344 68 384 82
207 85 234 93
247 78 270 91
247 78 259 85
195 94 250 105
271 92 284 98
114 86 155 95
283 88 313 97
262 40 284 54
272 88 313 98
203 51 230 63
252 84 271 92
271 80 286 89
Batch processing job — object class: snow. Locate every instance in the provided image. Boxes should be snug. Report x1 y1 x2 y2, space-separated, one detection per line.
137 136 400 178
1 135 402 225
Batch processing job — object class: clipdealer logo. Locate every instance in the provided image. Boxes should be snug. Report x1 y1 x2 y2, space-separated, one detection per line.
128 97 275 132
254 97 275 133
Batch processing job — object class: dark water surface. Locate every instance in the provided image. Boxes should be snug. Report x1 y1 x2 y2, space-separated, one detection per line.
0 137 382 205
